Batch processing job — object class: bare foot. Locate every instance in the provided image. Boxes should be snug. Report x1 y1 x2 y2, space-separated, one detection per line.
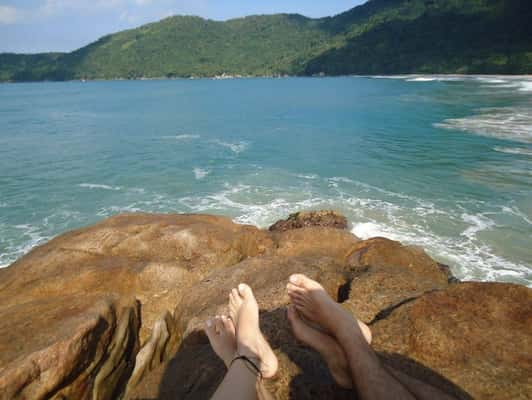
287 305 353 388
204 315 236 368
228 283 278 378
286 274 368 342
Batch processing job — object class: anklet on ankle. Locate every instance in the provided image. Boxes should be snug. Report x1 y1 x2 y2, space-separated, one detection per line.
230 355 263 379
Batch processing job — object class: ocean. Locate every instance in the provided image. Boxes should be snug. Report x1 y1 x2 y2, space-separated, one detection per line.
1 76 531 286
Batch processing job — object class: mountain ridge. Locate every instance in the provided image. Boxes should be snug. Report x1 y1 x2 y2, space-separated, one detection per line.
1 0 531 82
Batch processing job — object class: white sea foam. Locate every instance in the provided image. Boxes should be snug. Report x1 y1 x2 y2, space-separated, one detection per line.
493 146 532 156
352 222 390 239
406 77 437 82
162 134 200 140
474 77 507 84
79 183 121 191
434 107 532 143
174 175 532 285
518 81 532 92
212 139 249 154
0 223 49 268
372 75 465 82
460 213 496 239
193 167 210 180
501 205 532 225
293 173 319 180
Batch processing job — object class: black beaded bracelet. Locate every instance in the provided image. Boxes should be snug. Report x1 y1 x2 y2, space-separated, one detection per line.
230 354 263 380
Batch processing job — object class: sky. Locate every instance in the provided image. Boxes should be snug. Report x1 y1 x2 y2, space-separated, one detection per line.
0 1 365 54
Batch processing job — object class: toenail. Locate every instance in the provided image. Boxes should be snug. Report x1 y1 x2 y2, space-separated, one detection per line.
206 319 212 327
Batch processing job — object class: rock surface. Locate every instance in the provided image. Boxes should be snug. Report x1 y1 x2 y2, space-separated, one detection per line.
371 282 532 400
0 211 530 400
269 210 348 232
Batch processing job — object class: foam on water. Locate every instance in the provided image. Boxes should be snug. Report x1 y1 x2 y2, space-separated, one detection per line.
406 77 437 82
212 139 249 154
1 77 530 287
174 174 532 285
434 107 532 143
193 167 210 180
79 183 121 191
519 81 532 92
493 146 532 156
162 134 200 140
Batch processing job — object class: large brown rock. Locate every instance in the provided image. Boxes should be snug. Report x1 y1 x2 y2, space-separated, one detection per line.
1 211 530 400
272 226 360 262
341 237 450 323
372 282 532 400
0 294 140 400
269 210 348 232
0 213 274 399
127 254 354 399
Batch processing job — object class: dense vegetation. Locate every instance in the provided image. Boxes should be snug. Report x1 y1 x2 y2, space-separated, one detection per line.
1 0 531 82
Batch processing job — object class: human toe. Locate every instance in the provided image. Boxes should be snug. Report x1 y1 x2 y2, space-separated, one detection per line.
237 283 253 300
221 315 235 334
214 316 224 333
288 273 321 290
205 318 216 337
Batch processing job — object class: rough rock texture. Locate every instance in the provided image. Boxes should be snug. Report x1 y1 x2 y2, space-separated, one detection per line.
0 211 530 400
0 213 273 400
0 295 140 400
269 210 348 232
372 282 532 400
130 254 353 400
272 226 360 262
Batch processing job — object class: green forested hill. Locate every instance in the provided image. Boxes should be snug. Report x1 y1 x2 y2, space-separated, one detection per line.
1 0 531 82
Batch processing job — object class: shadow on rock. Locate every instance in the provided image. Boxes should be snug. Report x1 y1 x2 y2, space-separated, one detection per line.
154 307 471 400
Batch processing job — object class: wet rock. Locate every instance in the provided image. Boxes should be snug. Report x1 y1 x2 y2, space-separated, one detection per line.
269 210 348 232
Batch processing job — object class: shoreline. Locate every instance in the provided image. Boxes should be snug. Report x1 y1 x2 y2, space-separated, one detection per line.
1 73 532 85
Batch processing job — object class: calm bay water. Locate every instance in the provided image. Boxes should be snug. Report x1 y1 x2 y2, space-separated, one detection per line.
1 76 531 285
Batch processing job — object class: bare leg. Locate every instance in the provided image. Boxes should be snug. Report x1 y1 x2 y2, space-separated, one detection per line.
384 366 459 400
228 283 278 378
287 274 416 400
288 305 457 399
206 284 278 400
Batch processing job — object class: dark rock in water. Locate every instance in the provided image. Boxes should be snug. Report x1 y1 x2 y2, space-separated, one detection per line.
0 212 530 400
436 262 460 283
269 210 348 232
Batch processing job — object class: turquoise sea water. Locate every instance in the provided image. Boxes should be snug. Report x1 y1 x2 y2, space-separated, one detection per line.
1 76 531 286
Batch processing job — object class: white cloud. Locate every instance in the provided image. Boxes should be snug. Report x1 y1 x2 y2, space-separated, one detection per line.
0 5 20 24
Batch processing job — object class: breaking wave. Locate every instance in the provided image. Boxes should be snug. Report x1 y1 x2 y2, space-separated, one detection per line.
212 140 249 154
193 167 210 180
434 107 532 144
79 183 121 191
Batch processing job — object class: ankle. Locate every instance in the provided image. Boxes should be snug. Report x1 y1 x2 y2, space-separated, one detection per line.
334 318 366 343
